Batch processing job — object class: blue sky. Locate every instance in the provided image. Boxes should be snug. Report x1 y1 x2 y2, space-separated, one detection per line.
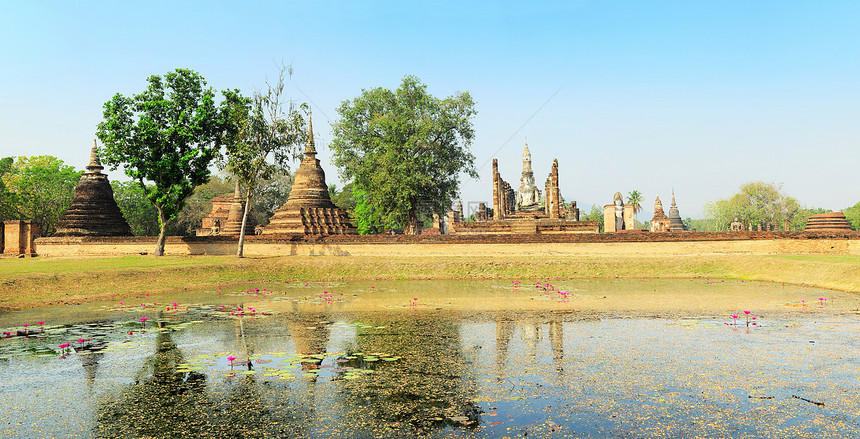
2 1 859 219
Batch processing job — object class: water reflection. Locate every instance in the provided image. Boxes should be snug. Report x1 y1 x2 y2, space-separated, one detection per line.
0 279 858 438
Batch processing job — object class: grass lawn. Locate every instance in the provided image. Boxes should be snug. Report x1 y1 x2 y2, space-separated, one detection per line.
1 253 858 311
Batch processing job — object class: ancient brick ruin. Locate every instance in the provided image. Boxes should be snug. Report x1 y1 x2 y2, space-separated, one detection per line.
804 212 853 231
2 220 39 256
649 195 671 232
262 115 356 235
196 183 258 236
53 141 132 237
456 142 597 235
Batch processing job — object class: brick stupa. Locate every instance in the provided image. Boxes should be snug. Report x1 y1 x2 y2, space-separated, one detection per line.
196 183 258 236
804 212 853 231
262 115 356 235
54 141 133 237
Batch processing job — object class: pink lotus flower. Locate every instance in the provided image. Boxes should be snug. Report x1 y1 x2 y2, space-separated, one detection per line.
22 324 29 327
37 322 44 325
743 311 751 315
227 356 236 361
732 314 739 319
140 317 148 322
78 338 85 344
172 302 178 307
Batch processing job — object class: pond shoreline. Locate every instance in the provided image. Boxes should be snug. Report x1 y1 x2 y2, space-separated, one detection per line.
1 253 859 311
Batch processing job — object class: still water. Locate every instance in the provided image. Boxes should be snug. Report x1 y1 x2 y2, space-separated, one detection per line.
1 279 858 438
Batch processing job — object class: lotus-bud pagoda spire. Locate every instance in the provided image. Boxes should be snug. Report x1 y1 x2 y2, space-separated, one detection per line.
86 139 104 174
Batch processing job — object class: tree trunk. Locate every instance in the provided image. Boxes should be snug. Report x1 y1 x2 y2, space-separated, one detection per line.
154 209 168 256
405 207 419 235
236 190 252 258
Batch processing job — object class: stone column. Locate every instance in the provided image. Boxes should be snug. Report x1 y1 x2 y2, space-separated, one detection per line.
492 159 501 220
603 205 616 233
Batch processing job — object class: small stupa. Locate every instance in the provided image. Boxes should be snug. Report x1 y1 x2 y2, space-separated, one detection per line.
667 190 686 231
649 195 671 232
262 113 356 235
804 212 853 231
220 182 258 236
54 141 133 237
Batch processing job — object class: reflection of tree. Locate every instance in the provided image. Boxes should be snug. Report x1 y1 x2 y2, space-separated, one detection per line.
336 314 480 435
94 327 211 438
94 323 309 438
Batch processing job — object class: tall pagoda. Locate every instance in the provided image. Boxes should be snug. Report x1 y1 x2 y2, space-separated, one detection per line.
261 114 356 235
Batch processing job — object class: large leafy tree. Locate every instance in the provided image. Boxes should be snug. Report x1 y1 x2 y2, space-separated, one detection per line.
96 68 227 256
1 156 81 235
221 66 306 257
704 181 800 231
330 75 477 235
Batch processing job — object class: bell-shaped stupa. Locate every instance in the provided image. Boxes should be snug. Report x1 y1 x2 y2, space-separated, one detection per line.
667 190 686 232
262 113 356 235
54 140 133 237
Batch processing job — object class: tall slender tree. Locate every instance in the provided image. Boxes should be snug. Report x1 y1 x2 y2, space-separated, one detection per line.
221 65 306 257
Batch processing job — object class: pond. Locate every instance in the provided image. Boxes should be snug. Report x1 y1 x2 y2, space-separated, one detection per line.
1 278 858 438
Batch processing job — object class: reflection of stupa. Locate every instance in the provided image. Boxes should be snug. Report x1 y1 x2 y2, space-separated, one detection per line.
54 141 133 237
262 115 356 235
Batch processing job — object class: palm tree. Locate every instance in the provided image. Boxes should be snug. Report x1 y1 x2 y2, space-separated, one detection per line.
627 190 643 227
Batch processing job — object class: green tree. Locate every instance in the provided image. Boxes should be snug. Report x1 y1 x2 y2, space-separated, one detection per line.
97 68 227 255
331 182 357 213
703 181 800 231
843 202 860 231
330 75 477 235
112 180 160 236
0 157 18 221
627 190 643 224
2 156 81 235
221 66 306 257
584 204 604 233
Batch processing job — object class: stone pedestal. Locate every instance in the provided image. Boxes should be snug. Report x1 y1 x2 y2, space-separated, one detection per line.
603 204 635 232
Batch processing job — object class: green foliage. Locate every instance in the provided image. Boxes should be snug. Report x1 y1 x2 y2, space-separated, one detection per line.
220 66 306 256
1 156 81 235
96 68 227 255
330 182 357 212
843 202 860 231
703 182 801 231
0 157 18 221
112 180 159 236
353 187 384 235
330 75 477 234
250 171 293 226
627 190 643 221
792 206 831 231
584 204 604 233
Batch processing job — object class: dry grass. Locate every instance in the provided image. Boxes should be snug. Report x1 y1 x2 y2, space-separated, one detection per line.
1 253 858 311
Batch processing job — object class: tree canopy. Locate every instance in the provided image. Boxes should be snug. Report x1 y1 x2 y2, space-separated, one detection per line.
703 181 801 231
330 75 477 234
96 68 228 255
842 201 860 231
1 156 81 235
